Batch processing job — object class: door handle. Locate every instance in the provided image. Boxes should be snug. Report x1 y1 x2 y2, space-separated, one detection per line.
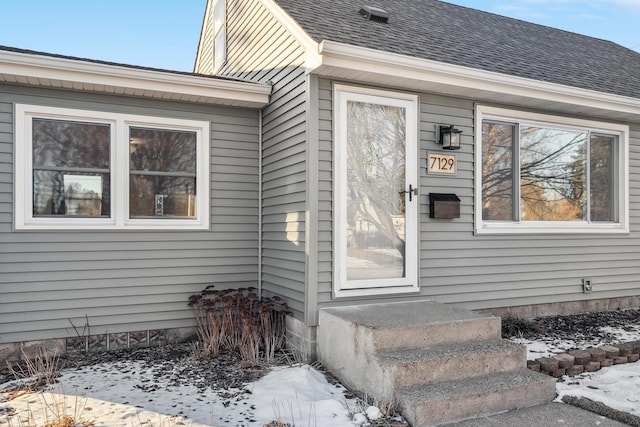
400 184 418 202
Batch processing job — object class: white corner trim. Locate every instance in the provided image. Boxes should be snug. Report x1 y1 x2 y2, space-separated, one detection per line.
0 49 271 107
318 40 640 116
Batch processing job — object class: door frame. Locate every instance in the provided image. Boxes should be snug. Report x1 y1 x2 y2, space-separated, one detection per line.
333 84 420 298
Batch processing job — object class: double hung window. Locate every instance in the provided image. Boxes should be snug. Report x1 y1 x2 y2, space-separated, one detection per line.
15 104 210 230
476 106 628 234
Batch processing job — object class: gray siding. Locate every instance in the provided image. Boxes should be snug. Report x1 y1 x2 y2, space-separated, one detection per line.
211 0 309 319
317 80 333 301
0 85 260 343
316 78 640 314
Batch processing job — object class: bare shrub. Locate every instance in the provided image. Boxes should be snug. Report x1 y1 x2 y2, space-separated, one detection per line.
4 348 94 427
6 347 59 391
188 286 288 364
501 316 542 338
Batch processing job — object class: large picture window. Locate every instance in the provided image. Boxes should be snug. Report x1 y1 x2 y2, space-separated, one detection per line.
15 104 210 230
475 106 628 234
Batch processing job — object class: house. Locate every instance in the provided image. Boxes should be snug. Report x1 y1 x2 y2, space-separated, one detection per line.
194 0 640 356
2 0 640 363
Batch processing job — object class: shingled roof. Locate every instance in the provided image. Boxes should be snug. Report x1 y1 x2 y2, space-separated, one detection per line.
273 0 640 100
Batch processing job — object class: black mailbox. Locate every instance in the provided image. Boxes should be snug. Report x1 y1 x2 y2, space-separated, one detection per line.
429 193 461 219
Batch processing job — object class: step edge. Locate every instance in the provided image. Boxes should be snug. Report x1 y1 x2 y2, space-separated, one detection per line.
395 369 556 402
376 339 524 364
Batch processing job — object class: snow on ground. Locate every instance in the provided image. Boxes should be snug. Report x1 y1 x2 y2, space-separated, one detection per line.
1 322 640 427
0 362 377 427
512 325 640 359
556 363 640 416
510 324 640 418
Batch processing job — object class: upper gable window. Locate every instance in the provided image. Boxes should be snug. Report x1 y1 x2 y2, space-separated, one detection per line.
475 106 629 234
15 104 210 230
213 0 226 72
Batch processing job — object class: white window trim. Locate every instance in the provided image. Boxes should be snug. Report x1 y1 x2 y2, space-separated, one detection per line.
333 84 420 298
474 105 629 235
14 104 210 231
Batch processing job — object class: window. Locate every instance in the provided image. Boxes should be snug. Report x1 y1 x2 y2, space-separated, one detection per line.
475 106 628 234
15 104 210 230
32 118 111 218
129 127 197 219
213 0 226 72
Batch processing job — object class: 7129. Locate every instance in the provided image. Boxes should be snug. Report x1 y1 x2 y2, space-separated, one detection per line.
428 152 456 174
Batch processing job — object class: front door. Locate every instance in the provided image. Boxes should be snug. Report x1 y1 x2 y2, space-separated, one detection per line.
334 85 419 296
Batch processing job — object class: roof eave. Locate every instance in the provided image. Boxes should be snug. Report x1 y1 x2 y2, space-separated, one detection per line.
316 40 640 123
0 49 271 109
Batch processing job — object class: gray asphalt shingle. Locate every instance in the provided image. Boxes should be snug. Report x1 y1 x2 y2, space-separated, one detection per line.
274 0 640 99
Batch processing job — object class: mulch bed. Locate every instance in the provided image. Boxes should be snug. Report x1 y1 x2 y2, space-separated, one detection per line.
521 309 640 343
1 343 270 395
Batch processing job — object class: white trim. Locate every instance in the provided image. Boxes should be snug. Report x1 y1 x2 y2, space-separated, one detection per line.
0 49 271 108
474 105 629 235
333 84 419 297
14 104 210 231
316 41 640 120
333 285 421 299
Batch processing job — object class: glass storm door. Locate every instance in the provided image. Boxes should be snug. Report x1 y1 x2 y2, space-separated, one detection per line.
334 86 418 295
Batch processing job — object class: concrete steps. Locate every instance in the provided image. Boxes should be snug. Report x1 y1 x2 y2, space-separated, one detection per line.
377 339 526 389
317 301 556 426
396 369 555 426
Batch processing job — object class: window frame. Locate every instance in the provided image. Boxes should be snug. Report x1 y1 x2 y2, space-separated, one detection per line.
14 104 210 231
474 105 629 235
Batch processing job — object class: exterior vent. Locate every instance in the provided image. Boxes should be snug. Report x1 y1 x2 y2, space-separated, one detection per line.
359 5 389 23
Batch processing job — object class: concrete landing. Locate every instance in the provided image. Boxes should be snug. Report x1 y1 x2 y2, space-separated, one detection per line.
321 301 501 353
323 300 496 328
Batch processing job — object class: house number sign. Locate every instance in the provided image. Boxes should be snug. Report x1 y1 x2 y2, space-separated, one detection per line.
427 152 457 175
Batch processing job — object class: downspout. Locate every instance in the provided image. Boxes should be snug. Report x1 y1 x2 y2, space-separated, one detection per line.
258 108 263 300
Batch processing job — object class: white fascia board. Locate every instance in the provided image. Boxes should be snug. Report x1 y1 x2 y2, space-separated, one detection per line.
0 50 271 108
317 40 640 117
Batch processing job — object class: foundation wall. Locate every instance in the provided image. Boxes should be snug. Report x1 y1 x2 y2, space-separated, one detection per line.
479 296 640 319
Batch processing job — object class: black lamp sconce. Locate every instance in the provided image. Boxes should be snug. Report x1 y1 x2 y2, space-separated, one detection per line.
436 125 463 150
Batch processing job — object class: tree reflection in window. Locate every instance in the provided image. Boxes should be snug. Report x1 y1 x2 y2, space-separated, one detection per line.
482 120 617 223
346 100 406 279
590 135 615 222
129 127 197 218
520 126 587 221
482 123 514 221
32 118 110 217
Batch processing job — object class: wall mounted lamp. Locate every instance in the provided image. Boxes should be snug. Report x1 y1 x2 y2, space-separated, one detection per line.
437 125 463 150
